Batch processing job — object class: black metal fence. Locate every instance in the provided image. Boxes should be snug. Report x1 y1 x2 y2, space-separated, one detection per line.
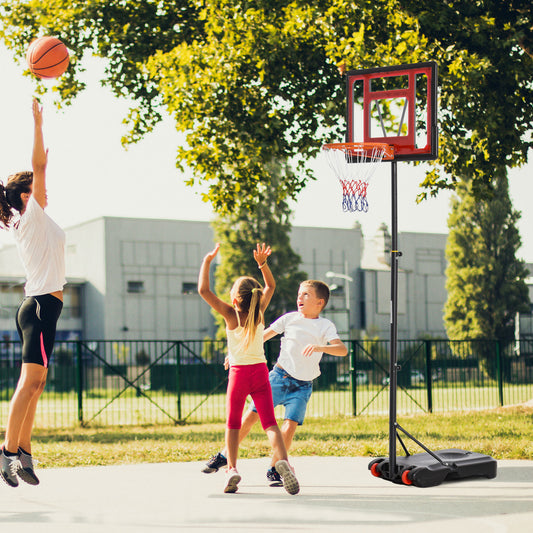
0 338 531 428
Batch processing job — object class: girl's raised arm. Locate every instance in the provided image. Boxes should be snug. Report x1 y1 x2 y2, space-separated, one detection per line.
198 244 235 325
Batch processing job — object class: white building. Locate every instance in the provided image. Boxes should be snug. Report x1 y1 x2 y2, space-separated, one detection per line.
0 216 450 342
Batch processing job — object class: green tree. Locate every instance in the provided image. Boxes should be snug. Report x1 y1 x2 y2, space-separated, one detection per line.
1 1 531 204
444 170 529 375
0 0 346 213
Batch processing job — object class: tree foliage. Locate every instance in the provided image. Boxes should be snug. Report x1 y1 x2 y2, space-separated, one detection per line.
0 0 531 204
444 170 530 343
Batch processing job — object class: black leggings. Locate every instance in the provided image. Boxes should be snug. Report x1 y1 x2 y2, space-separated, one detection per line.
16 295 63 367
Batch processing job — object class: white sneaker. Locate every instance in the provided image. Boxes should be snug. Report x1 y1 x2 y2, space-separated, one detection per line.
224 468 241 493
275 460 300 495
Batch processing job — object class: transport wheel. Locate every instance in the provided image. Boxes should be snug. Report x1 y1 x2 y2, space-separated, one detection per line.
401 469 413 485
370 462 382 478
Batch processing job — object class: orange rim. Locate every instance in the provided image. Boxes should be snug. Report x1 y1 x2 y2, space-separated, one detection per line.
322 142 395 160
401 470 413 485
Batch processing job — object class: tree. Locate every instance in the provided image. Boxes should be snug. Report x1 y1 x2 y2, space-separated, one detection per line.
319 0 532 353
0 0 346 214
1 1 531 205
444 170 530 375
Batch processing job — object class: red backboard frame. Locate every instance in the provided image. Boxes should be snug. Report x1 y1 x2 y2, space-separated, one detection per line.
346 62 438 162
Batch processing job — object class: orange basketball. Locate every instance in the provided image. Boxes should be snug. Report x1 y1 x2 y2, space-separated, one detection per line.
26 36 69 79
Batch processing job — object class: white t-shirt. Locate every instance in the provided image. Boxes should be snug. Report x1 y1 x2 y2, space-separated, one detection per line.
12 195 66 296
269 311 340 381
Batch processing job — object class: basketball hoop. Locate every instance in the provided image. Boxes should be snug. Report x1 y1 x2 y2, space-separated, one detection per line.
322 142 394 212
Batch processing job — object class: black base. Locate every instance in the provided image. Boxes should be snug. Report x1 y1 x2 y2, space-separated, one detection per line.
369 448 497 487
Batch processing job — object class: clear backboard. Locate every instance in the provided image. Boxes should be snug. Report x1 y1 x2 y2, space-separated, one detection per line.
345 62 438 161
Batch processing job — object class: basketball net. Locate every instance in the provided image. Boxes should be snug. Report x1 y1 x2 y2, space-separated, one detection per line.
322 143 393 213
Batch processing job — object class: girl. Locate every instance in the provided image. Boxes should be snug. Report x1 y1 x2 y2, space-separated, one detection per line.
0 99 65 487
198 243 299 495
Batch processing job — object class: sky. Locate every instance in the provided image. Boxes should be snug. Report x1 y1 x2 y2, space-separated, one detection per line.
1 44 532 261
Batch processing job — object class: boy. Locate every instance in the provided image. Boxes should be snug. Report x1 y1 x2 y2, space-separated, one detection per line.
202 279 348 484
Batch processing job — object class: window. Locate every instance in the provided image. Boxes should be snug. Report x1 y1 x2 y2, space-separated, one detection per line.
127 281 145 294
182 282 198 295
62 285 82 318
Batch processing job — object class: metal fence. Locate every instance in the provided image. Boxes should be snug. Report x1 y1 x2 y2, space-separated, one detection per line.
1 338 532 428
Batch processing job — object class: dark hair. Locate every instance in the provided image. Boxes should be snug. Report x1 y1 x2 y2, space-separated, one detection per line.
0 171 33 229
301 279 330 308
232 276 264 349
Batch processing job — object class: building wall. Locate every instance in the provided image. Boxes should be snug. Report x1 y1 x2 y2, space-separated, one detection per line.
65 218 107 338
100 217 214 340
400 232 448 338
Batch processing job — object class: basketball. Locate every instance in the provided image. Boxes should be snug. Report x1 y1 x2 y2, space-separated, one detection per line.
26 36 69 79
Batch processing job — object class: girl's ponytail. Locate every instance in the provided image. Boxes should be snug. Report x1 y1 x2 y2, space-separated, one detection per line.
242 287 263 348
233 277 264 350
0 183 13 229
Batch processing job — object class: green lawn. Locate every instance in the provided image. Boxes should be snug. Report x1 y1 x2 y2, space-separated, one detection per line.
28 404 533 469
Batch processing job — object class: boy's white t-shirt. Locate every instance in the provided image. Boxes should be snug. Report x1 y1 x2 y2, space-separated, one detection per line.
269 311 340 381
12 195 66 296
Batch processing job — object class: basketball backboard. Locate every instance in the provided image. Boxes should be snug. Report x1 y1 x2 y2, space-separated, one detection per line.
346 62 438 161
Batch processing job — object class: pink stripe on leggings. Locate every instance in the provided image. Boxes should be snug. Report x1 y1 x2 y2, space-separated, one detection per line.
40 332 48 368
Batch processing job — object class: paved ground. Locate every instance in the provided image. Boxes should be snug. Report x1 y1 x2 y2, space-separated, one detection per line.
1 456 532 532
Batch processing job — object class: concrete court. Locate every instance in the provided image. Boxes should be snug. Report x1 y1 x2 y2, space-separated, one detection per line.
1 456 532 533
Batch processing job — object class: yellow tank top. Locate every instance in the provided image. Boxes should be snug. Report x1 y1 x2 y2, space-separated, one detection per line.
226 310 266 366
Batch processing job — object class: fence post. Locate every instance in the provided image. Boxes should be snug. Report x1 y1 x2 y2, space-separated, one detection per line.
351 340 357 417
76 341 84 425
497 340 504 407
176 341 182 422
425 340 433 413
265 340 272 368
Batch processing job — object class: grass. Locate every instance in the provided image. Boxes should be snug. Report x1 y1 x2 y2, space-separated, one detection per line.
29 404 533 469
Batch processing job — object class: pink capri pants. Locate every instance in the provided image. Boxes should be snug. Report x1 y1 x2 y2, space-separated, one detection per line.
226 363 277 430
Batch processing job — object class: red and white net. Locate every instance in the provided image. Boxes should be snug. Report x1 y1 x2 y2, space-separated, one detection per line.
322 143 389 212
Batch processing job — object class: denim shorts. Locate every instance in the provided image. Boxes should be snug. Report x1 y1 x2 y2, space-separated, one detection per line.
249 365 313 425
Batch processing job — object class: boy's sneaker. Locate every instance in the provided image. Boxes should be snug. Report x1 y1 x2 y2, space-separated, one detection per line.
266 466 283 487
275 459 300 495
17 448 40 486
223 468 241 494
1 449 21 488
202 452 227 473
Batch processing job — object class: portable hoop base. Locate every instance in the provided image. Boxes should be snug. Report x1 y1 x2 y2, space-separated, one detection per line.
369 449 497 488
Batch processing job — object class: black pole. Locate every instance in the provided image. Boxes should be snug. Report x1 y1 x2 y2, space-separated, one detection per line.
388 160 400 480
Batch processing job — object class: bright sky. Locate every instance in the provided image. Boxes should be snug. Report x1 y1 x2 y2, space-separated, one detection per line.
1 44 532 261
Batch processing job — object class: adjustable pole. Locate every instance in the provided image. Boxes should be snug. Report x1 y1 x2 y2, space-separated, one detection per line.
388 160 401 479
